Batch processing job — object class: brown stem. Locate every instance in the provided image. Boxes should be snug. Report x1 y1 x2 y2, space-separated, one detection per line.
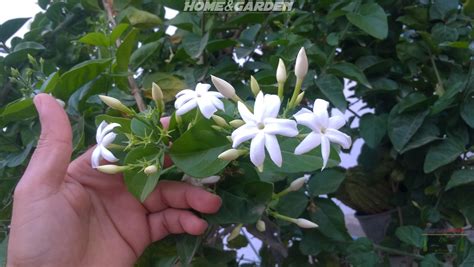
101 0 146 112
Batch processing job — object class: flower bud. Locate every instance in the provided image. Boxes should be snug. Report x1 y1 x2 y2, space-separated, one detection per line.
226 136 233 142
201 175 221 184
212 115 229 128
27 54 37 66
211 75 236 99
295 91 305 106
288 176 307 192
295 47 308 80
229 119 245 128
99 95 131 114
250 75 260 96
144 165 158 175
295 218 318 229
218 149 246 161
276 58 287 83
256 220 266 232
152 82 164 101
228 224 242 242
97 165 128 174
211 125 223 132
10 68 20 77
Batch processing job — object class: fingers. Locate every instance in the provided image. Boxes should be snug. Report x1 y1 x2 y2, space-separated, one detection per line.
143 181 221 213
148 209 208 242
20 94 72 191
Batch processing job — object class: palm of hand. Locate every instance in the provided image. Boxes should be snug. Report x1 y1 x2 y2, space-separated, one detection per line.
7 94 221 267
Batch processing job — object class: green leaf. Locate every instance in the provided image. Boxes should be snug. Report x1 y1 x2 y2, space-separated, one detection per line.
446 169 474 191
182 32 209 59
116 29 138 72
431 23 459 44
0 235 8 267
387 105 429 152
315 74 347 112
6 142 33 168
347 238 379 267
110 24 130 44
346 3 388 39
309 198 351 242
56 58 111 99
461 96 474 128
430 0 459 20
4 41 45 65
130 40 161 69
424 135 466 173
169 119 231 178
206 187 269 224
400 121 441 154
261 138 340 178
309 169 346 196
206 39 237 52
395 226 426 248
13 41 45 52
359 114 387 149
276 190 308 220
0 17 30 42
123 146 161 201
40 71 60 93
176 235 199 266
327 62 371 88
398 93 434 113
0 98 36 125
143 72 187 103
124 7 162 28
461 248 474 266
79 32 110 47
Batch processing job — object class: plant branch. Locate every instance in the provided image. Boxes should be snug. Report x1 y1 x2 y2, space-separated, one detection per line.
373 244 424 260
430 56 445 96
101 0 146 112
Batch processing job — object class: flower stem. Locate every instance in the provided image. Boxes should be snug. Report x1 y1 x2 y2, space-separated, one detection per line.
277 82 284 100
288 78 303 110
268 210 296 223
373 244 424 260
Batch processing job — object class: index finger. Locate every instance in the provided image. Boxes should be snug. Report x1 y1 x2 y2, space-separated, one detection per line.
143 181 222 214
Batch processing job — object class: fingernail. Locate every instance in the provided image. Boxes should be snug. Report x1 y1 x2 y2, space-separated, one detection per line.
33 94 43 113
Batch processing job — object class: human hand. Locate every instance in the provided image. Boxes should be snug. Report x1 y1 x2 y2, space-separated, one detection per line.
7 94 222 267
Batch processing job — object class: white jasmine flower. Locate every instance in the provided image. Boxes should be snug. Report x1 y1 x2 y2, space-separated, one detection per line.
294 99 351 169
174 83 224 119
91 121 121 169
231 92 298 168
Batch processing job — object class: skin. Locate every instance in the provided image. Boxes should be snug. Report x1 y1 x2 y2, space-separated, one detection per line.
7 94 222 267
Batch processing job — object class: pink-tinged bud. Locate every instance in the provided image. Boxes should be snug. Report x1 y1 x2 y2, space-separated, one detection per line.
295 47 308 80
276 58 287 83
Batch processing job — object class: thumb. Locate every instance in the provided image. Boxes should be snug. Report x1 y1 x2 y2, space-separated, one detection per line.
21 94 73 191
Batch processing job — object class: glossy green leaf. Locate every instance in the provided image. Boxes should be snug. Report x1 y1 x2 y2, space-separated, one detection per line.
347 238 379 267
56 58 111 99
446 169 474 191
0 98 36 125
315 74 347 112
124 7 162 28
130 40 161 69
359 114 387 149
395 226 426 248
309 169 346 196
346 3 388 39
0 18 30 42
424 135 466 173
400 121 441 154
327 62 371 88
388 105 429 152
461 96 474 128
309 198 351 242
116 29 138 72
169 119 231 178
79 32 110 47
40 71 60 93
182 32 209 59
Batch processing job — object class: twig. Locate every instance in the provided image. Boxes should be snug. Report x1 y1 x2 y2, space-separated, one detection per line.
373 244 424 260
101 0 146 112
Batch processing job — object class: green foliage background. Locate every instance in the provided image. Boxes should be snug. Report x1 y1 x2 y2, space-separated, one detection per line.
1 0 474 266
